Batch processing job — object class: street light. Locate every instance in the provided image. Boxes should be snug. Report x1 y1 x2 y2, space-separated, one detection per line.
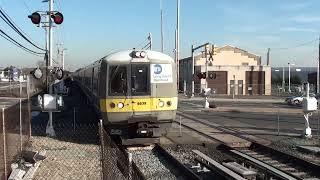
288 63 295 93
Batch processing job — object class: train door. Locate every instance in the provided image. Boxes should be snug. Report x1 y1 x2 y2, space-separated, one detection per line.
131 64 151 114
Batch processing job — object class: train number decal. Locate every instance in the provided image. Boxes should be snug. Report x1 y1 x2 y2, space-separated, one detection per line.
137 102 146 105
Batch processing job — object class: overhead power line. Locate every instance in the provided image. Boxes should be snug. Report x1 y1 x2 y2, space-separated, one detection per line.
0 29 45 56
135 39 148 49
0 8 46 51
21 0 31 13
271 38 318 51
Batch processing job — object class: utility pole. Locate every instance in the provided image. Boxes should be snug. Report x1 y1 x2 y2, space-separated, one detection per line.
57 43 67 70
176 0 180 92
317 36 320 93
191 45 194 97
47 0 54 136
282 67 285 92
160 0 164 52
205 44 208 89
28 0 64 137
267 48 270 65
49 0 53 67
148 32 152 50
61 48 66 70
44 14 49 93
191 42 209 96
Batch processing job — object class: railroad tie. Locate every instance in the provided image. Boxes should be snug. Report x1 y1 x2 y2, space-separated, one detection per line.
240 149 252 153
291 172 306 177
280 167 296 171
265 160 279 164
258 157 272 161
252 154 265 158
244 152 259 156
272 163 287 168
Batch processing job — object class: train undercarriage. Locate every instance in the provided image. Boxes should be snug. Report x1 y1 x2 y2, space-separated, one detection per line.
105 120 173 145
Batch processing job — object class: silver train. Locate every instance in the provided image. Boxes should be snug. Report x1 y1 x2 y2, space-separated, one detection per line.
73 50 178 144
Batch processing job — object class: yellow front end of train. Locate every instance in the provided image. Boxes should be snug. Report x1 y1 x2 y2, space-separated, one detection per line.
73 50 177 144
101 50 177 143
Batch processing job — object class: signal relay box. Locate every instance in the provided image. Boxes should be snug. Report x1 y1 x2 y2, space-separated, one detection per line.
302 97 318 112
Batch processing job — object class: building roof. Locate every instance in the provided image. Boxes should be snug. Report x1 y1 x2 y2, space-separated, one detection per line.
180 44 262 65
217 45 261 64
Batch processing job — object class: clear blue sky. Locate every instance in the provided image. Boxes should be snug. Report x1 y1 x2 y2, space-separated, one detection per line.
0 0 320 71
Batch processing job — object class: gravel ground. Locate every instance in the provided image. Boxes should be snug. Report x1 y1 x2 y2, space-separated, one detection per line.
259 135 320 165
130 148 180 180
27 135 101 180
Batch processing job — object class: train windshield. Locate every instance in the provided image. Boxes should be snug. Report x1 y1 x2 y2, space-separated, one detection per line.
131 64 150 96
109 66 127 96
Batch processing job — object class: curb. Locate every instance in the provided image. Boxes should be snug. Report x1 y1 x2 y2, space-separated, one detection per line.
200 107 303 115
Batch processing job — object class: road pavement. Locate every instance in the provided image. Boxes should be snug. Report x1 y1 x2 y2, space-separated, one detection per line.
178 100 320 137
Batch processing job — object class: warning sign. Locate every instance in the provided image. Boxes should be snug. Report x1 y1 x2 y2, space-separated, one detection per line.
150 64 172 83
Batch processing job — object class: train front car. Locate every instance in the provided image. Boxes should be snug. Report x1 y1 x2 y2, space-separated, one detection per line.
101 50 177 144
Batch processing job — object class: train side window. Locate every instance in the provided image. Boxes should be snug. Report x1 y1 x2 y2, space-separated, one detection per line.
109 66 127 95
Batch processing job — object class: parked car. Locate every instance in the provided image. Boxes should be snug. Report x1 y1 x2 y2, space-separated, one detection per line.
285 93 320 105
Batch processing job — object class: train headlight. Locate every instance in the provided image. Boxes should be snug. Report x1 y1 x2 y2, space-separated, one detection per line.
110 102 116 108
135 51 140 57
167 101 172 106
118 102 124 109
158 101 164 107
132 51 146 58
140 51 146 58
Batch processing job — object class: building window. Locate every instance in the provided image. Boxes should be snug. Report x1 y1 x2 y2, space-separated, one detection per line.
242 62 249 66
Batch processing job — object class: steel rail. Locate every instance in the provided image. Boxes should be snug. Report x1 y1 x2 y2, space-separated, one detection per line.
154 144 202 180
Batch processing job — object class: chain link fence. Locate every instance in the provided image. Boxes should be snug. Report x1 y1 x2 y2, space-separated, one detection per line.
181 83 314 97
0 98 31 180
0 76 42 98
27 123 102 180
99 120 145 180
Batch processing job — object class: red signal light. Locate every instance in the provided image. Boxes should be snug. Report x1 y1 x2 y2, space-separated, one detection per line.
202 72 207 79
28 12 41 24
51 12 64 24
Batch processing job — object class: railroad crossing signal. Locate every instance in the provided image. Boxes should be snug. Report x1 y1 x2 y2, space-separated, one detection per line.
208 45 217 61
51 12 64 24
197 72 206 79
28 12 41 25
28 11 64 25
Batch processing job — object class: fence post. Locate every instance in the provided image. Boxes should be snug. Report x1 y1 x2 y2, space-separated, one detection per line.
20 99 22 153
2 108 7 179
128 152 132 180
99 119 104 180
317 109 320 138
277 107 280 136
73 107 76 132
27 76 30 99
19 79 22 98
179 116 182 137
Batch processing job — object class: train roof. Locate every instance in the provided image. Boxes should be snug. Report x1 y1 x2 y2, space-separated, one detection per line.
103 50 174 63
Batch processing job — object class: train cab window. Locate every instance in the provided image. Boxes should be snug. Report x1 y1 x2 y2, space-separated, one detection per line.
131 64 150 95
109 66 127 95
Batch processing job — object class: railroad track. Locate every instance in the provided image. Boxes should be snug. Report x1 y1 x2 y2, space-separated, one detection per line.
175 111 320 179
153 144 203 180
